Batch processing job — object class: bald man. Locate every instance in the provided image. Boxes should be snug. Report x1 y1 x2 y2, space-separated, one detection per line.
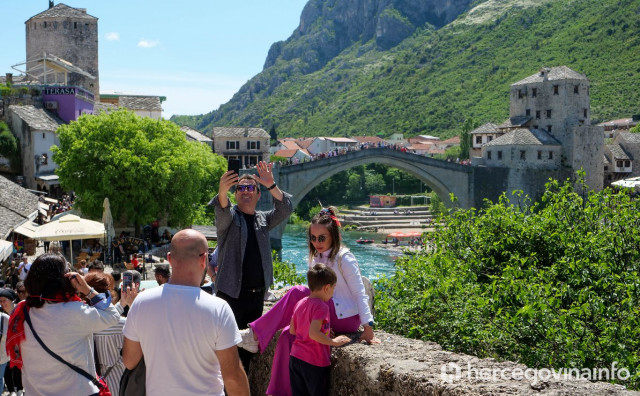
122 229 249 396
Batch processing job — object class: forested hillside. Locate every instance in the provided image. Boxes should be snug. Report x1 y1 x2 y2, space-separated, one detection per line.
172 0 640 139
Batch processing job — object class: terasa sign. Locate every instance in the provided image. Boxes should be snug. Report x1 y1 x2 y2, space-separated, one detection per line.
43 87 76 95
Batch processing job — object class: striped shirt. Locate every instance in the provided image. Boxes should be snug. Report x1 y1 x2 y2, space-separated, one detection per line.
94 317 126 396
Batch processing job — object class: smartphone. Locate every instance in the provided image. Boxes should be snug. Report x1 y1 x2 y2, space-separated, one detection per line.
123 272 133 290
228 158 241 175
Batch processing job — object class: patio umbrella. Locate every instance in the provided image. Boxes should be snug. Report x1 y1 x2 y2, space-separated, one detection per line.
387 231 408 238
34 213 106 266
404 231 422 237
102 198 116 263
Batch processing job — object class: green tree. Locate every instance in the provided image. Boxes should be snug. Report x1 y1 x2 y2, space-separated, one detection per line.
376 177 640 389
459 118 478 160
631 123 640 133
0 122 22 173
269 124 278 145
364 171 386 194
52 109 226 235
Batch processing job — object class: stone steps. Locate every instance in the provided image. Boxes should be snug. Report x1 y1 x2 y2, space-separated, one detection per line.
340 205 434 230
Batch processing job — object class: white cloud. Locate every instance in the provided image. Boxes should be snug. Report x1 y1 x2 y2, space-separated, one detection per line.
106 32 120 41
137 39 159 48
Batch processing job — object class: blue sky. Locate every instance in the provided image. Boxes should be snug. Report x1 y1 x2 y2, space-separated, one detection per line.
0 1 308 118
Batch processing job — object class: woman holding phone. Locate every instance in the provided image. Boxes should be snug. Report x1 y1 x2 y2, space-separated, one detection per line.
7 253 119 395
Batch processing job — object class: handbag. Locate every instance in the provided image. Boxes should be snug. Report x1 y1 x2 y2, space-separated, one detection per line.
24 308 111 396
119 357 146 396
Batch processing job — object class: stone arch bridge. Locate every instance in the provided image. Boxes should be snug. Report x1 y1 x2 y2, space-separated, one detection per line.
256 147 512 249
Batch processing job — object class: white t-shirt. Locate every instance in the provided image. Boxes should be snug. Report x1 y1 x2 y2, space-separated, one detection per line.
18 262 31 281
123 283 241 396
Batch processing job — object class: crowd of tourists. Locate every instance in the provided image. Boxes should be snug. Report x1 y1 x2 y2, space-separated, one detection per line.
0 160 378 396
275 140 452 167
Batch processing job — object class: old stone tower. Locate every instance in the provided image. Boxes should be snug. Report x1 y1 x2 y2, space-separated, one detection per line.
509 66 604 190
25 2 99 98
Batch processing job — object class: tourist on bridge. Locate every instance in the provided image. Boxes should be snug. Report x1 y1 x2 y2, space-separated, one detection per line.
238 206 380 396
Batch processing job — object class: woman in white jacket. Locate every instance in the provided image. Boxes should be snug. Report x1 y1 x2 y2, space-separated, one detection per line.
238 207 379 396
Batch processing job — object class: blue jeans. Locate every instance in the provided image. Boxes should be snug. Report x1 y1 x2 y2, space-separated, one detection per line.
0 361 7 393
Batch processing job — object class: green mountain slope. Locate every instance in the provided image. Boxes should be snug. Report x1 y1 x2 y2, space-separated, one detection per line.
172 0 640 138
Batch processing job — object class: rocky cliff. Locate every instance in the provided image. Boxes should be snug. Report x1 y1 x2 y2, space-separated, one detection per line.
264 0 473 73
171 0 640 139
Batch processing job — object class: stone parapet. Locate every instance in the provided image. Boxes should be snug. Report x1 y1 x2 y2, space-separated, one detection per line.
248 329 638 395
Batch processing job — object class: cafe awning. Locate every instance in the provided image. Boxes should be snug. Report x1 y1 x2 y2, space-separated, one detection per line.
14 221 39 238
0 240 12 262
35 174 60 186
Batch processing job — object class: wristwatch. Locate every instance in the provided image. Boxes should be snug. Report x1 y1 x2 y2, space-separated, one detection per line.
267 183 277 190
367 320 375 328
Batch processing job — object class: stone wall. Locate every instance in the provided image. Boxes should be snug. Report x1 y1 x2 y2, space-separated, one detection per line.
247 328 638 395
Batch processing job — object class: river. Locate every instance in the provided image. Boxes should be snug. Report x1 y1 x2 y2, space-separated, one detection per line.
280 225 400 280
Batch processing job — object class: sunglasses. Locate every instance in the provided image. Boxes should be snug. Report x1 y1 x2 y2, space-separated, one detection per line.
236 185 257 192
309 235 327 243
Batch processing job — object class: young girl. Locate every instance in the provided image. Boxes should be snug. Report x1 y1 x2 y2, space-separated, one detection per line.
239 207 379 396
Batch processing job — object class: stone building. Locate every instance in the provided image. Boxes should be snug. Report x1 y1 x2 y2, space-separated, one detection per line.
598 116 639 138
603 144 632 185
469 123 500 158
608 131 640 181
6 105 63 194
483 128 562 170
99 93 165 120
305 137 359 155
476 66 604 192
181 125 213 150
211 127 270 168
25 3 99 98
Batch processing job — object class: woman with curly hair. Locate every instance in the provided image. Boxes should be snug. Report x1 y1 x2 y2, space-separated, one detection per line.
7 253 119 396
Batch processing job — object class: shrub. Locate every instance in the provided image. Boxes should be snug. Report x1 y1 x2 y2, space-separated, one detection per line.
273 256 305 287
376 176 640 388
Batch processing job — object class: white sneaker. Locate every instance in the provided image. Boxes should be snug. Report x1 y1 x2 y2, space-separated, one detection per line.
264 290 277 302
238 327 259 353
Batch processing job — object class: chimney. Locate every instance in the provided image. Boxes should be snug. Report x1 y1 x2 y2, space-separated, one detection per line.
5 73 13 86
539 67 551 79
